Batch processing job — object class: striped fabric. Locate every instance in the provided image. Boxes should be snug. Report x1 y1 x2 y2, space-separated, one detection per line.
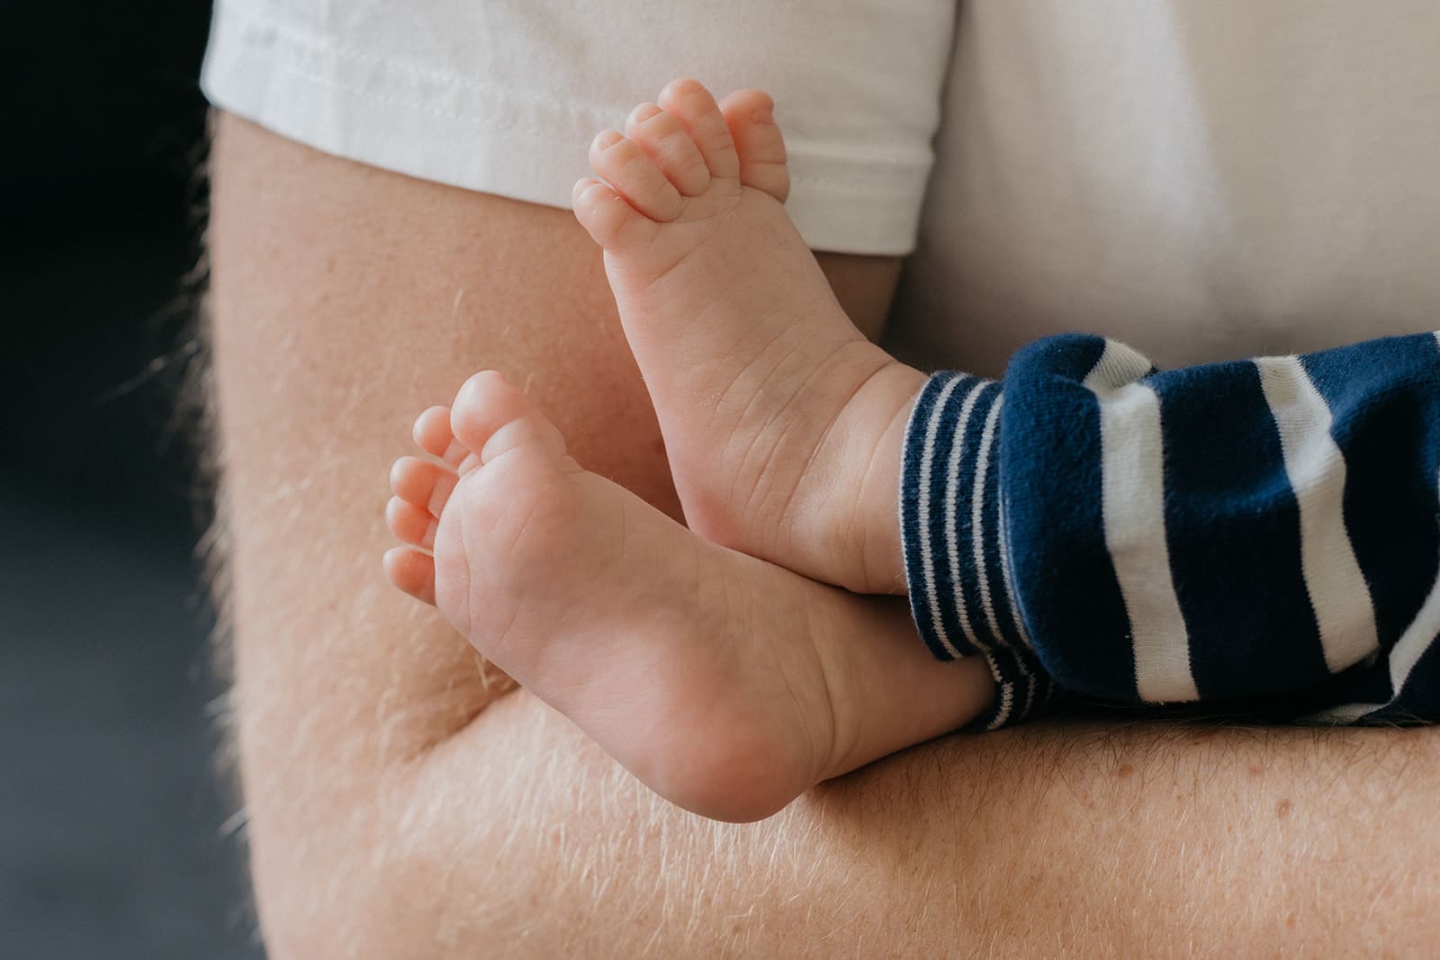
901 332 1440 729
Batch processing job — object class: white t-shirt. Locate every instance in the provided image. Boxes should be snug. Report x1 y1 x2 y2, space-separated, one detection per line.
202 0 1440 377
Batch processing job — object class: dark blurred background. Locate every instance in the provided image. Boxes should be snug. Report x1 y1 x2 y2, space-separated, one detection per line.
2 2 262 957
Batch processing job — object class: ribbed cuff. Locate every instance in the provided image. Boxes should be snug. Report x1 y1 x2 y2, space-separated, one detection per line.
900 371 1057 729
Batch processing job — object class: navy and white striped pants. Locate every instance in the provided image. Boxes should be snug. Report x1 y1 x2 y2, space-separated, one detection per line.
901 332 1440 730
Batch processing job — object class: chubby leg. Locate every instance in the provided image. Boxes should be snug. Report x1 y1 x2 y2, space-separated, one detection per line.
386 372 992 821
573 79 925 595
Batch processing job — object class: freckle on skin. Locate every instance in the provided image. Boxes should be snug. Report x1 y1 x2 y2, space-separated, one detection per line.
1276 798 1292 819
1285 914 1297 929
1117 763 1135 780
1247 764 1263 778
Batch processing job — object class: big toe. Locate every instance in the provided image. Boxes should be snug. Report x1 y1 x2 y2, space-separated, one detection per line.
720 89 790 204
450 370 569 465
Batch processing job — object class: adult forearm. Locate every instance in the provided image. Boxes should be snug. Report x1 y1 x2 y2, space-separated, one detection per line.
269 696 1440 958
206 114 905 956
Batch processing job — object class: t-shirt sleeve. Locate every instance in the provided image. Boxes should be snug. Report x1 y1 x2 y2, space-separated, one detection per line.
200 0 957 256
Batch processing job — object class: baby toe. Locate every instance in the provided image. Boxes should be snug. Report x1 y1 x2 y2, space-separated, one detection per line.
589 129 685 223
721 89 790 204
658 79 740 181
626 102 711 197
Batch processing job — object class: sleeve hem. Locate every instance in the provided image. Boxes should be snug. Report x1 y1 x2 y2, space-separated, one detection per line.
201 1 927 256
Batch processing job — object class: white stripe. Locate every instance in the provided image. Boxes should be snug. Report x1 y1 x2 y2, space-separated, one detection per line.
1083 338 1153 392
987 679 1015 730
918 376 977 659
1385 558 1440 701
1255 356 1379 674
940 381 988 653
1306 701 1385 724
971 396 1007 648
997 489 1035 650
1093 369 1200 703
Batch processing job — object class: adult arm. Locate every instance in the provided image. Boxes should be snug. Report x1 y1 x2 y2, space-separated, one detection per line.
208 117 1440 959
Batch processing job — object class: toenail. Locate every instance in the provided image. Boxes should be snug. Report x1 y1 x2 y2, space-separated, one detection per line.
663 78 702 100
628 102 662 126
593 129 624 152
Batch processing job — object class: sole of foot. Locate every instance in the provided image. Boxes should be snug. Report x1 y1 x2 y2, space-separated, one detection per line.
385 371 992 821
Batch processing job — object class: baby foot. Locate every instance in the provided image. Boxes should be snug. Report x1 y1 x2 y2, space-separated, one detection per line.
384 372 991 822
572 79 926 595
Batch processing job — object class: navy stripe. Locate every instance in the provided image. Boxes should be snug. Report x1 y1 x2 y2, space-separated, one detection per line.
900 373 948 660
1001 334 1136 699
951 384 1003 651
980 407 1027 653
1300 333 1440 656
1153 360 1329 699
927 377 983 659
